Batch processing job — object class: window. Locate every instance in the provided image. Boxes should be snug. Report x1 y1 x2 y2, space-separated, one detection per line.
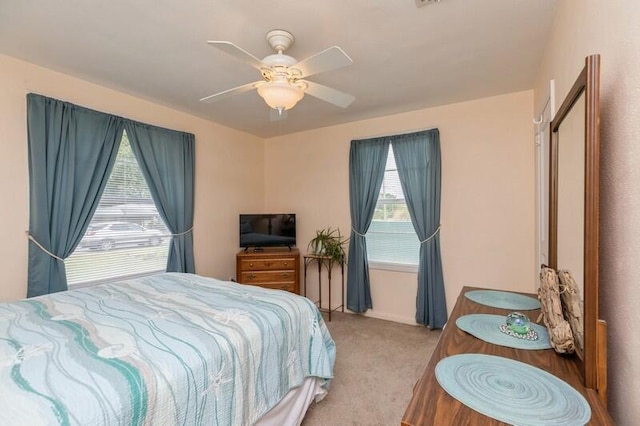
65 132 170 287
366 145 420 270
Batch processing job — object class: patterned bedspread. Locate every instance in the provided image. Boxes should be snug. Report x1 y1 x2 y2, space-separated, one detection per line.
0 273 336 425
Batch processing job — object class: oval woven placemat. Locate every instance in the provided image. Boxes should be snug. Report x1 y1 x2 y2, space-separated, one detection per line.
435 354 591 425
456 314 551 350
465 289 541 310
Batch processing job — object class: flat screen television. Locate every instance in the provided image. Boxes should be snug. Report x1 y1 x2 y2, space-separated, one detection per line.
239 213 296 250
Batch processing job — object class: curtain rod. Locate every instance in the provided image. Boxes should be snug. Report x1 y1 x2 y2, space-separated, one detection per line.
353 126 438 141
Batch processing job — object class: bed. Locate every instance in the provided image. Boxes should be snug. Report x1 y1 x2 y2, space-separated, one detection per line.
0 273 335 425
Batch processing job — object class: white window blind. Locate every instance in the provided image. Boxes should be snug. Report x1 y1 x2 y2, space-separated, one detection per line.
366 146 420 267
65 132 170 288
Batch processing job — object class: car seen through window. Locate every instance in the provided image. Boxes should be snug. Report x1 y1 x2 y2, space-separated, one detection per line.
78 221 165 251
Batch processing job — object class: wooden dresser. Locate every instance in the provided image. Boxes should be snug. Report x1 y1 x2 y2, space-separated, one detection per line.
401 286 613 425
236 248 300 294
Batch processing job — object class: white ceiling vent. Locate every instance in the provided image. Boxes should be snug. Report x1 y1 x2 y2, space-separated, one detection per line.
415 0 441 7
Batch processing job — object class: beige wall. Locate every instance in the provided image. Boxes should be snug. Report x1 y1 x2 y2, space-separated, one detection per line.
0 54 265 301
264 91 536 324
533 1 640 423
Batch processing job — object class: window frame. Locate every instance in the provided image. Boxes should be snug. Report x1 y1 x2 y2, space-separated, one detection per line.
366 146 420 271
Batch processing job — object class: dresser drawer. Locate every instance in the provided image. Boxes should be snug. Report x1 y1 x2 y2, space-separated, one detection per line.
240 257 296 271
240 270 295 284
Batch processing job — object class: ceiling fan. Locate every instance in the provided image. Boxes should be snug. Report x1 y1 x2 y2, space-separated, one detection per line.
200 29 355 114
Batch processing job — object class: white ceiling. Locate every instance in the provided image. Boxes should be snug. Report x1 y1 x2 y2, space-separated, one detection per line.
0 0 558 138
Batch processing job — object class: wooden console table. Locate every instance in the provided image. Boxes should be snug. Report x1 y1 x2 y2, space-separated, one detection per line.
303 253 344 321
401 286 612 425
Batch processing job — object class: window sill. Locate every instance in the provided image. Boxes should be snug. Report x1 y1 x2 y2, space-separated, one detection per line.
368 261 418 274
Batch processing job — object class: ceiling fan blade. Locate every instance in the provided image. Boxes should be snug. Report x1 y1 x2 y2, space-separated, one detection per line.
294 46 353 78
199 81 260 103
303 80 355 108
206 41 265 70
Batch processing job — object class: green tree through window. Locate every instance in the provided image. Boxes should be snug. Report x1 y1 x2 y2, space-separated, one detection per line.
107 133 150 198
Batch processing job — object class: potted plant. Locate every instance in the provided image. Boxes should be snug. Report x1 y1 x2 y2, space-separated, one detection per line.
308 227 348 263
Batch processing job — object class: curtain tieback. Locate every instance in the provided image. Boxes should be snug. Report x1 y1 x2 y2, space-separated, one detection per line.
351 228 366 237
25 231 64 261
420 224 441 244
171 226 194 237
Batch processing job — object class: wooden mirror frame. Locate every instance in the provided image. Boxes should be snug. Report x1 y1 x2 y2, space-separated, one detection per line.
549 54 601 390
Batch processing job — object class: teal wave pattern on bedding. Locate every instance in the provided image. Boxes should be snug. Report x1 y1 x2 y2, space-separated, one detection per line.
0 273 336 425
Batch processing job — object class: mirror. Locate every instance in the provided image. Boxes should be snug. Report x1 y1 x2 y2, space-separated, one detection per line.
549 54 601 390
556 90 585 353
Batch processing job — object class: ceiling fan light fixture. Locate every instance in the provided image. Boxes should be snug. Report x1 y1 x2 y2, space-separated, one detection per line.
257 81 305 110
203 29 354 112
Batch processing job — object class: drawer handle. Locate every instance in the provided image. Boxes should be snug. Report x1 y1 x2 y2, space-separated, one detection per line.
281 272 289 278
283 262 288 266
247 273 256 280
280 286 288 291
248 263 254 267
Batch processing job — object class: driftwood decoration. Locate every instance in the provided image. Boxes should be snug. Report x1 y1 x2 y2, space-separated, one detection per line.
557 269 584 354
538 266 575 354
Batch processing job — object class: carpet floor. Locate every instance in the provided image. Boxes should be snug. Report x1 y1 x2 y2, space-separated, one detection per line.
302 312 441 426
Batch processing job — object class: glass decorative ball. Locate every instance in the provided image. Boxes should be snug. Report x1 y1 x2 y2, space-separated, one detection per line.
506 312 531 335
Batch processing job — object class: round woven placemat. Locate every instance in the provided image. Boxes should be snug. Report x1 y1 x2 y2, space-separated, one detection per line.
456 314 551 350
435 354 591 425
465 290 541 310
